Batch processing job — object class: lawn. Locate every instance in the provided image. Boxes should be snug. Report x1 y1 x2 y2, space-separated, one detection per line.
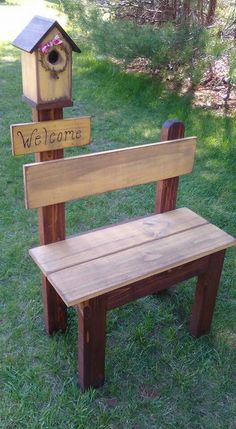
0 23 236 429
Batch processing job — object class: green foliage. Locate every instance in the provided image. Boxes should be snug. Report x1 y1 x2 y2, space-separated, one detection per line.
218 3 236 83
60 0 224 86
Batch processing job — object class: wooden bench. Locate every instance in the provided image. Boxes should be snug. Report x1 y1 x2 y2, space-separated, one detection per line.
23 120 236 391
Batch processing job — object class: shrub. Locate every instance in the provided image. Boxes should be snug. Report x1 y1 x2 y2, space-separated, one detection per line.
61 0 223 86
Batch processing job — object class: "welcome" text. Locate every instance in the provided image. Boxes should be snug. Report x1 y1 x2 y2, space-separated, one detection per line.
17 127 82 149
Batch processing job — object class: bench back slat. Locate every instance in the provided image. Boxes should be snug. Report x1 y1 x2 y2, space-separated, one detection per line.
24 137 196 209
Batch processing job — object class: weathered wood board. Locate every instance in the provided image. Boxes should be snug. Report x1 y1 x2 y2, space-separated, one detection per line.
11 116 91 155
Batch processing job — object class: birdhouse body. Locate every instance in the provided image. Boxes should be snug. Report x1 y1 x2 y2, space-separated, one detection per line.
21 28 72 107
21 50 38 104
13 16 80 109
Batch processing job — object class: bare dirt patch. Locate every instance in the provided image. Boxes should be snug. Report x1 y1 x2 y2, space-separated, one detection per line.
125 55 236 114
194 56 236 113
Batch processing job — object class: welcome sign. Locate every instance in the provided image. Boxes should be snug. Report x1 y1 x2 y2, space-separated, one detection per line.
11 116 91 155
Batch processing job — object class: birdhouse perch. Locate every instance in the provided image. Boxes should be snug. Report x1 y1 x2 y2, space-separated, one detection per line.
12 16 81 109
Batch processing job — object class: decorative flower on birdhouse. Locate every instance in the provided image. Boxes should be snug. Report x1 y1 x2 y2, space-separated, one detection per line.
39 34 69 79
38 35 63 54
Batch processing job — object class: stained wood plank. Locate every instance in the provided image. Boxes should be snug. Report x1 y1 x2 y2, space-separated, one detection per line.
24 137 196 209
190 250 226 337
76 298 106 390
11 117 91 155
20 51 38 105
29 208 207 276
47 223 236 306
156 119 185 213
33 107 67 335
106 256 210 310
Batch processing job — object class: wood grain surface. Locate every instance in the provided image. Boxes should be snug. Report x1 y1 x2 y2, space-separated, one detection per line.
24 137 196 208
156 119 185 213
76 298 106 390
30 208 207 276
36 213 236 307
32 107 67 335
11 116 91 155
106 256 210 310
190 250 226 337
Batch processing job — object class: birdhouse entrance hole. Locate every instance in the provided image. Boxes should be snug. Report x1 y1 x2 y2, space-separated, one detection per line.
40 45 69 78
48 49 59 65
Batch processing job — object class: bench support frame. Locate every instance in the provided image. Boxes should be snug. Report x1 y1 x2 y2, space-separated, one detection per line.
155 119 185 213
190 250 225 337
76 297 106 391
75 250 225 390
33 107 67 335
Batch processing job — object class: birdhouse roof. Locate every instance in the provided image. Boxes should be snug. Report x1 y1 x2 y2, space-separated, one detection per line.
12 15 81 53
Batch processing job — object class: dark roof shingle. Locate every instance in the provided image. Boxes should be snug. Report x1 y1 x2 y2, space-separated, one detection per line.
12 15 81 53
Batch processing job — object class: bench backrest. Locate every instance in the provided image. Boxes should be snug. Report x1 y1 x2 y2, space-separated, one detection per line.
23 137 196 209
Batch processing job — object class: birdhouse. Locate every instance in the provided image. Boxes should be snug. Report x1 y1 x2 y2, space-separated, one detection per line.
12 16 81 109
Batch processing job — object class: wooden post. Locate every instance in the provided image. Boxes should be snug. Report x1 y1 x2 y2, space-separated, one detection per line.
154 119 185 296
32 107 67 335
155 119 185 213
12 17 81 335
76 297 107 391
190 250 225 337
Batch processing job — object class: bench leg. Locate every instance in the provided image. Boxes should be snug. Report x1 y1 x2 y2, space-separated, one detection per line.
190 250 226 337
76 296 106 391
42 275 67 335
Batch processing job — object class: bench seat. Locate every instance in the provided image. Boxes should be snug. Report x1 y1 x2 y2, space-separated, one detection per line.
30 207 236 307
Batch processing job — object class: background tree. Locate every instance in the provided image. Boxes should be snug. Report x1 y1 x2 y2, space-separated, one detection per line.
61 0 234 88
206 0 217 25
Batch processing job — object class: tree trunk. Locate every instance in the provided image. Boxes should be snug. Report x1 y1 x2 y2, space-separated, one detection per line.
183 0 191 18
206 0 217 25
172 0 177 20
197 0 204 25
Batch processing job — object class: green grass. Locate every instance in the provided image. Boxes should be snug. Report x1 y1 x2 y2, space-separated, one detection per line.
0 38 236 429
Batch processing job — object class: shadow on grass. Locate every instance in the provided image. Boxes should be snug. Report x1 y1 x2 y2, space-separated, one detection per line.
68 54 236 231
72 54 236 150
